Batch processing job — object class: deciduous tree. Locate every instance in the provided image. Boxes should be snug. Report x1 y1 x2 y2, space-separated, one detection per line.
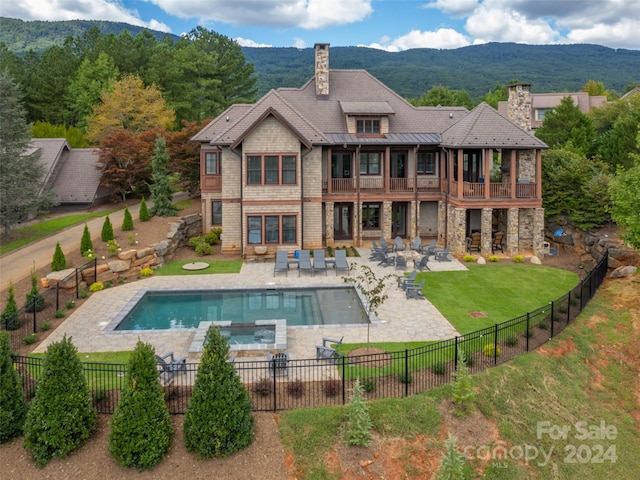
166 119 210 194
608 149 640 249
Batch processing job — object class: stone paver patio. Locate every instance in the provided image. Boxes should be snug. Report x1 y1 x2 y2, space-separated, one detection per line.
34 249 466 361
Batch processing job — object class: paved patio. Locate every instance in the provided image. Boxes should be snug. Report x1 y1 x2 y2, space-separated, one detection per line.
34 249 466 361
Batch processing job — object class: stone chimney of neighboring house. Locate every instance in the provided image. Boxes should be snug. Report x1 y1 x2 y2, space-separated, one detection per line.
315 43 329 98
507 83 532 131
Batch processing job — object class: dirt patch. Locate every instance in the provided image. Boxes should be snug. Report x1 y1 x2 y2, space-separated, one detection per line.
538 338 577 358
468 311 487 318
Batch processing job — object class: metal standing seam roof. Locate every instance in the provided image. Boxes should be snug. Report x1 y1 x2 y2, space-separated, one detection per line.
326 133 441 145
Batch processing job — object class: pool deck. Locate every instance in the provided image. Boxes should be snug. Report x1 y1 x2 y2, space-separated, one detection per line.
34 249 465 361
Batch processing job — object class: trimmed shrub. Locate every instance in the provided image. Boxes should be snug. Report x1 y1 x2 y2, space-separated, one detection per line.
483 344 501 357
140 267 153 277
23 334 38 345
139 197 151 222
463 255 475 262
1 281 20 330
506 335 519 347
109 341 172 470
183 326 254 458
24 268 45 313
343 379 372 447
195 241 213 256
40 321 52 331
252 378 273 397
513 255 525 263
121 207 134 231
431 361 446 375
362 379 376 393
54 310 65 319
538 319 550 330
488 255 500 262
51 242 66 271
80 224 93 256
101 215 114 242
89 282 104 292
287 380 306 398
202 229 220 245
0 331 28 443
65 301 76 309
23 335 97 467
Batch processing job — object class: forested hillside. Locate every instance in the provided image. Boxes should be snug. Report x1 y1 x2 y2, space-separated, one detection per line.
2 17 638 99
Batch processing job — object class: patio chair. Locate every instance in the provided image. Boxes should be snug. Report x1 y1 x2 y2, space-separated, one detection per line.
492 231 505 253
313 249 328 276
316 337 344 364
322 336 344 348
413 255 430 271
434 245 451 262
266 351 290 378
377 253 395 267
423 239 437 256
156 352 187 385
395 255 407 270
334 249 350 276
406 279 426 300
394 236 406 252
379 237 391 254
274 250 289 277
397 270 417 289
298 249 313 276
410 236 422 253
467 232 481 253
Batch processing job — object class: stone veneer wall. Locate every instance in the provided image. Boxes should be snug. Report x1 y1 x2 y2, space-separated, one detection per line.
507 84 532 131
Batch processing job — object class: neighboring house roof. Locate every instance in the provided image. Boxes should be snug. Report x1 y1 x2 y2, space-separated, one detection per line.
621 86 640 99
29 138 108 205
442 103 548 149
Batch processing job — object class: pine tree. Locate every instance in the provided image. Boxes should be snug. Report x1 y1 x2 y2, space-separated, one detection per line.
51 241 66 271
139 197 151 222
23 335 97 467
437 434 471 480
80 224 93 256
24 264 45 313
1 281 20 330
121 207 134 231
0 71 56 238
109 341 172 470
183 326 253 457
101 215 114 242
451 351 476 417
0 331 28 443
149 136 177 217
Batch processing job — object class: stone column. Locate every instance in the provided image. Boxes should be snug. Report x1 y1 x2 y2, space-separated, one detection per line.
438 201 447 244
506 208 519 256
325 201 334 247
448 205 466 254
410 200 418 238
533 207 545 256
382 201 393 240
353 201 361 246
481 208 493 255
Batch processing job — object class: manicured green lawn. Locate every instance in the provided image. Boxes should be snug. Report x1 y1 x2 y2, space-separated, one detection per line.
418 264 578 334
155 259 242 275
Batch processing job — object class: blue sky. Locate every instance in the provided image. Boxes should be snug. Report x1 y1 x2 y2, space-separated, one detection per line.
5 0 640 50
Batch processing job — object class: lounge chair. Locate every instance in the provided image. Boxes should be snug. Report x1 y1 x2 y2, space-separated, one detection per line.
434 246 451 262
394 236 406 252
313 249 328 276
156 352 187 385
397 270 417 289
423 239 437 255
298 249 313 276
406 279 426 300
377 253 395 267
316 337 344 364
467 232 481 253
266 351 289 378
274 250 289 277
395 255 407 270
413 255 430 271
334 249 350 276
492 231 505 253
379 237 391 253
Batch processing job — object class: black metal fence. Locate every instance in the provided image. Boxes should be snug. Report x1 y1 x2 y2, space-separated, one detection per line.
12 250 609 414
2 258 98 351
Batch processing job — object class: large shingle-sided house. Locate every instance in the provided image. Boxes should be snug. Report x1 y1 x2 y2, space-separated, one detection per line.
192 44 548 258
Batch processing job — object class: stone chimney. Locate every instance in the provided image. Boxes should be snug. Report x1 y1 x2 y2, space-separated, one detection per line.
315 43 329 98
507 83 532 131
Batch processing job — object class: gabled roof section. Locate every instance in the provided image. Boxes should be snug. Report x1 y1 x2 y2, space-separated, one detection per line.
441 102 548 149
52 149 109 204
339 101 394 115
192 90 328 147
29 138 70 193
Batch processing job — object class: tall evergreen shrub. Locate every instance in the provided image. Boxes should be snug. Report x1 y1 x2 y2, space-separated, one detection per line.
80 224 93 256
109 341 172 470
149 136 177 217
0 331 28 442
183 326 253 457
101 215 114 242
139 197 151 222
24 265 44 313
1 281 20 330
23 335 97 467
121 207 134 231
51 241 66 271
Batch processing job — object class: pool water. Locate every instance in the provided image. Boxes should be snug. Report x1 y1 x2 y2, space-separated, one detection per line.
114 287 367 331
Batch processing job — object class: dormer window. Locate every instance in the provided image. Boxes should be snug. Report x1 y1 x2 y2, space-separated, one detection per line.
356 118 381 136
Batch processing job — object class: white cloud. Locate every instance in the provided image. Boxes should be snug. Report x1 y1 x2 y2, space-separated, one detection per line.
292 37 307 49
6 0 171 32
234 37 273 48
363 28 470 51
149 0 373 29
566 17 640 50
423 0 479 17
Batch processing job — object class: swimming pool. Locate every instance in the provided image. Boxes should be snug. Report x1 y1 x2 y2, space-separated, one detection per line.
112 286 368 331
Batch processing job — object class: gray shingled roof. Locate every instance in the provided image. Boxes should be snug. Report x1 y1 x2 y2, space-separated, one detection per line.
441 102 548 149
29 138 69 194
339 101 394 115
51 149 108 204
